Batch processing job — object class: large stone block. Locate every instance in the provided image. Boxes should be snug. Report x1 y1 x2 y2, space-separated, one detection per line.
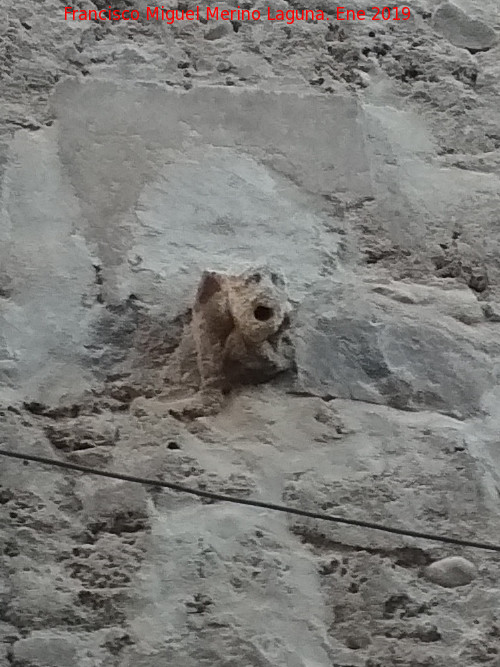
0 83 370 401
294 279 500 418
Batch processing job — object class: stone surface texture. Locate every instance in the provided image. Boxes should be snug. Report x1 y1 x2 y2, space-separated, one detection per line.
1 0 500 665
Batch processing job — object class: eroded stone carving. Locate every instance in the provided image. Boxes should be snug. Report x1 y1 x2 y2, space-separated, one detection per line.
132 266 295 419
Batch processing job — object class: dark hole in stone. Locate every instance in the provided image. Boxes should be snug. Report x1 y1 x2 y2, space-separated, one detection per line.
270 272 281 286
254 305 274 321
246 272 262 284
167 441 180 450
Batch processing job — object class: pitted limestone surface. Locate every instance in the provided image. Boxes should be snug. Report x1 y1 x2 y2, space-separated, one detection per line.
133 266 295 419
2 2 500 663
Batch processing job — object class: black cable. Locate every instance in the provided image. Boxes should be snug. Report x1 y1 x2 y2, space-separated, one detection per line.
1 448 499 553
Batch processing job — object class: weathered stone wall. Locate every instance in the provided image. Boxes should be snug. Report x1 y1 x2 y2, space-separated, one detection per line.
1 1 500 665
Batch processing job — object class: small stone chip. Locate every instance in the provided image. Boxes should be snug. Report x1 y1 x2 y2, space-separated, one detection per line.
432 2 498 52
423 556 477 588
204 24 230 40
345 632 371 649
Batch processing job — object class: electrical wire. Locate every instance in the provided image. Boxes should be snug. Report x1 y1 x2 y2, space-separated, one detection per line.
1 448 499 552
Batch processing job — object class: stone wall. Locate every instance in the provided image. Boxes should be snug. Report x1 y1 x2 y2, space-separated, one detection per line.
1 1 500 665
